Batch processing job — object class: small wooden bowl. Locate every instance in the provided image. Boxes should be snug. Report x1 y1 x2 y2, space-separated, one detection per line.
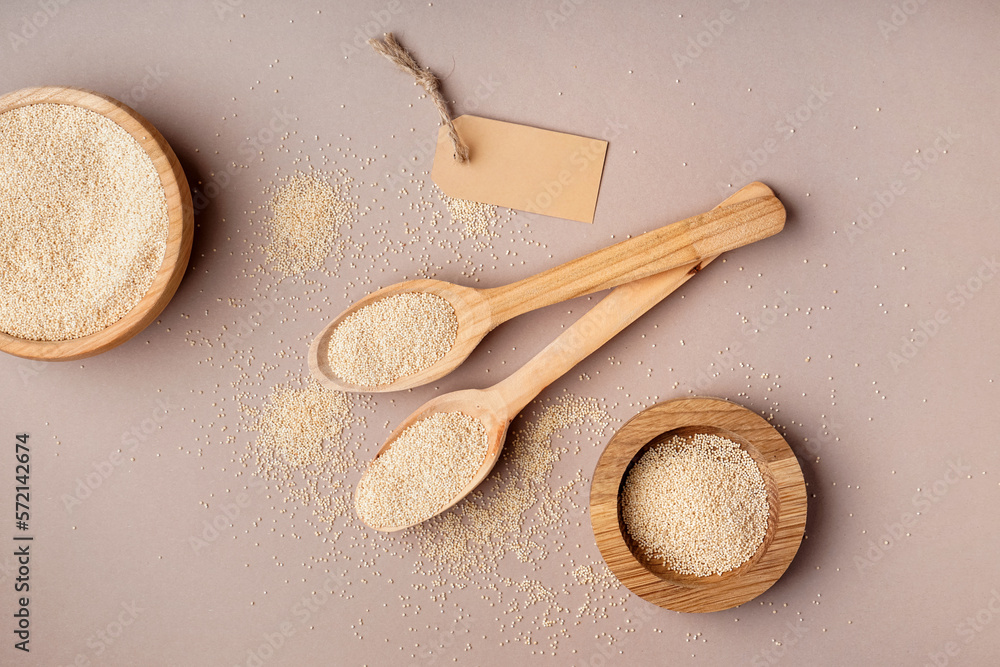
590 397 806 613
0 86 193 361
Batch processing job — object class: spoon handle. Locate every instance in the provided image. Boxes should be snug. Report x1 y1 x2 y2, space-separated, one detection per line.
481 194 783 327
491 258 711 416
489 182 777 416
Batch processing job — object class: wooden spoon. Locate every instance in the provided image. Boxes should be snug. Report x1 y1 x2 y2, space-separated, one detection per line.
355 182 781 531
310 183 784 393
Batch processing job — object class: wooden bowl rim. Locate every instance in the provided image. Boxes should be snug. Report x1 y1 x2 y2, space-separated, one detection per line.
0 85 193 361
590 396 807 613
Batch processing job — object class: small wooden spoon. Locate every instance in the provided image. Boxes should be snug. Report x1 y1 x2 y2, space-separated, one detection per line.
310 183 784 393
356 183 781 531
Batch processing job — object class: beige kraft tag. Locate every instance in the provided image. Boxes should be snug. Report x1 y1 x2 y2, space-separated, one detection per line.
431 115 608 224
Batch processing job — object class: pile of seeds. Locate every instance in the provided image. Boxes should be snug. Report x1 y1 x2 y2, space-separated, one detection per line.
264 172 355 275
438 191 501 239
355 411 488 529
0 103 169 341
326 292 458 388
620 432 769 576
409 395 620 652
241 378 359 523
252 380 354 468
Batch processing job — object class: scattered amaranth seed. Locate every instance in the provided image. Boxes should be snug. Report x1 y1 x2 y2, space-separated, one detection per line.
327 292 457 388
242 378 359 523
0 103 169 341
412 395 609 578
264 172 355 275
355 411 488 529
254 380 353 468
621 433 768 576
438 191 500 240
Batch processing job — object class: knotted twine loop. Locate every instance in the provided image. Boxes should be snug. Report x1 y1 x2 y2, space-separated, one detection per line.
368 32 470 163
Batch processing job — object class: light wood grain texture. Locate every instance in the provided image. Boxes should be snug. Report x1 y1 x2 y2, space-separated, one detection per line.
0 86 194 361
356 262 705 532
310 185 785 393
356 184 783 531
590 397 807 613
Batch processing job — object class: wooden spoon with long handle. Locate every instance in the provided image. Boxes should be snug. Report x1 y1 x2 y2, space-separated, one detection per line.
356 182 781 531
310 183 784 393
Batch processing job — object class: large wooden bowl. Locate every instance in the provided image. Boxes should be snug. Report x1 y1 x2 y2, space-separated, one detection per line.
0 86 193 361
590 397 807 613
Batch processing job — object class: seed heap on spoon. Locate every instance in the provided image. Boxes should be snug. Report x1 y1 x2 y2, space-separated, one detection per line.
355 411 487 529
326 292 458 389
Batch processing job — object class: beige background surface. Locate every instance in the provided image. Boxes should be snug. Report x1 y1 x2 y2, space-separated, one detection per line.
2 1 999 665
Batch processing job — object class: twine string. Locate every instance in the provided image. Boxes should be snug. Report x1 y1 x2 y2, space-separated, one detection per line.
368 32 470 163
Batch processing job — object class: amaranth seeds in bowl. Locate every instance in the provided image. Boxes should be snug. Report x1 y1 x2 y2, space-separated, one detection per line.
620 432 769 577
0 103 169 341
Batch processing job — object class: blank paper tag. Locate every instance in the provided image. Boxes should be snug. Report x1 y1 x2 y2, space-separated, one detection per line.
432 115 608 224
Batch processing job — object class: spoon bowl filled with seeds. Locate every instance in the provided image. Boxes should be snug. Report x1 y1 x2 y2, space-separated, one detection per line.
310 184 786 393
590 397 807 613
309 278 492 394
353 388 509 532
0 86 193 361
